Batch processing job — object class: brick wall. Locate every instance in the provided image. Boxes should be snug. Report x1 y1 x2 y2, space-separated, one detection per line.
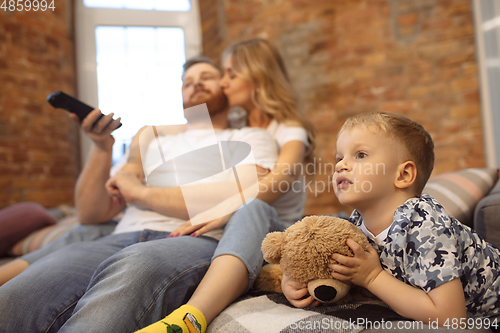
199 0 484 215
0 1 78 209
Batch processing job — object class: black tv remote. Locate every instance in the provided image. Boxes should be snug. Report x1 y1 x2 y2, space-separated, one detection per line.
47 91 122 129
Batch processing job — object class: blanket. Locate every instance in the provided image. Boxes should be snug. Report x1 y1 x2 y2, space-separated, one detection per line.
207 292 407 333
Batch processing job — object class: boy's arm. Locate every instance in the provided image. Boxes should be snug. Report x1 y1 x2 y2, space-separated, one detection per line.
330 239 467 325
368 272 466 324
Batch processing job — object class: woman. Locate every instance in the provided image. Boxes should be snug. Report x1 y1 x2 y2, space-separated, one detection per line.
138 38 315 332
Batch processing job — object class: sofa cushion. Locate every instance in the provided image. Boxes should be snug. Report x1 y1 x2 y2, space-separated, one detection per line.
0 202 57 256
474 180 500 249
423 168 499 227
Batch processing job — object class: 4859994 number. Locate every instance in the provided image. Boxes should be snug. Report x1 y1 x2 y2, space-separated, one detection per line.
1 0 55 11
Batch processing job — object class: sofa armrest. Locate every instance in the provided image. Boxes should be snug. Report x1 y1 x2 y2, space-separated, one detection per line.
474 181 500 248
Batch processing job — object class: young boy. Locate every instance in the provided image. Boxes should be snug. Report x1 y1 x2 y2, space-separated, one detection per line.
282 112 500 326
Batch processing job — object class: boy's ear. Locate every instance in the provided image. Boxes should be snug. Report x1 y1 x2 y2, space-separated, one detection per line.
395 161 417 189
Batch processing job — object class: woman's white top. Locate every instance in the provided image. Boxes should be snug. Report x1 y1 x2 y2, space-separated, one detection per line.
266 119 310 226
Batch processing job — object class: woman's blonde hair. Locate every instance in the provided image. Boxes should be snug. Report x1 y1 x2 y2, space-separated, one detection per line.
222 38 315 163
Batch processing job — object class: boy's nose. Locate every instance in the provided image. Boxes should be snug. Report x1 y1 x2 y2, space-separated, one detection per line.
337 166 349 173
335 160 350 173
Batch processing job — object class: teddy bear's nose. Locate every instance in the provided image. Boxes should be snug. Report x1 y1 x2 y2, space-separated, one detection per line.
314 285 337 302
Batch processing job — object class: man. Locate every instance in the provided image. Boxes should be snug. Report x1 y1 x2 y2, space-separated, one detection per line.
0 57 278 332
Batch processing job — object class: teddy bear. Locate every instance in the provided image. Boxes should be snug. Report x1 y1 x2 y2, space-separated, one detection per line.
254 215 373 304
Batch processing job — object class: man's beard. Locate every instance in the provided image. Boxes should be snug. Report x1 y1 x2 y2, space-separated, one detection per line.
184 90 228 116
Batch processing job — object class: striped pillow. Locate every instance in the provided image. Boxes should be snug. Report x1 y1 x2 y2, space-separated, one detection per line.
423 168 499 227
9 215 78 256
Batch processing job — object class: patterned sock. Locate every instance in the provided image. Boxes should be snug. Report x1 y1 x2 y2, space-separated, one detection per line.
135 305 207 333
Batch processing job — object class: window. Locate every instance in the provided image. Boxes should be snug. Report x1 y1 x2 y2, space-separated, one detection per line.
83 0 191 11
473 0 500 167
75 0 201 165
95 26 187 162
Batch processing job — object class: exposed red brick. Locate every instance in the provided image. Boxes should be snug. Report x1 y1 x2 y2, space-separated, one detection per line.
397 13 418 26
0 5 78 209
200 0 484 215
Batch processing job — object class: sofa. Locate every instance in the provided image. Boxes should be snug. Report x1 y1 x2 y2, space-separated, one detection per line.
1 167 499 332
475 178 500 249
207 167 500 333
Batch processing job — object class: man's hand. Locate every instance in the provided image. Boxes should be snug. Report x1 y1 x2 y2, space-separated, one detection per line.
69 109 121 151
168 212 235 238
105 170 146 206
282 274 320 308
328 239 383 289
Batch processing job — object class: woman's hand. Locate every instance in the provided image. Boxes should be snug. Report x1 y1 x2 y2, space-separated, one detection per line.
168 212 235 238
281 274 320 308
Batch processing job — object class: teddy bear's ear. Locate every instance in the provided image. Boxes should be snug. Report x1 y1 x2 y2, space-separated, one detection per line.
261 232 285 264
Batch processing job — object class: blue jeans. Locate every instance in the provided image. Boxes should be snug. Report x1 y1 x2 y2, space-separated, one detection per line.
22 221 117 264
59 233 218 332
24 200 282 291
0 199 283 332
213 198 285 291
58 199 283 332
24 200 283 291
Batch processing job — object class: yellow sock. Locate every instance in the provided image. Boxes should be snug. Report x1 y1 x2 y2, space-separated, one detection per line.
134 304 207 333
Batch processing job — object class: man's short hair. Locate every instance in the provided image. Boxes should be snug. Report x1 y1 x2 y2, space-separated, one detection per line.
182 56 223 79
339 112 434 196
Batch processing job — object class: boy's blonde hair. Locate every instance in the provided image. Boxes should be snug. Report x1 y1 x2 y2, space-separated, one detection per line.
339 112 434 195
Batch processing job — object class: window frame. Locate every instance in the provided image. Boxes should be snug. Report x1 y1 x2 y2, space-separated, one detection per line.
74 0 202 166
473 0 500 168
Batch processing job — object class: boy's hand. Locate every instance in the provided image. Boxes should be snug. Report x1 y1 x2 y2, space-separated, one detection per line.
329 239 383 289
282 274 320 308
